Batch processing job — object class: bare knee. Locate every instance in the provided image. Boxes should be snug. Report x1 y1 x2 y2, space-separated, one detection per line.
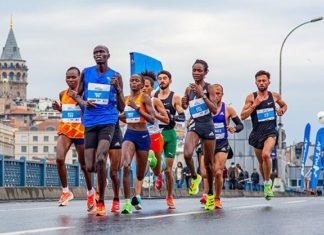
262 152 270 161
56 157 65 166
110 169 118 179
165 168 172 177
214 169 223 179
80 164 87 173
123 165 131 176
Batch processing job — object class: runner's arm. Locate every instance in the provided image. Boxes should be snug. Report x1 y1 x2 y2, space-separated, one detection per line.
154 98 170 124
240 94 254 120
227 105 244 133
141 94 155 124
203 84 217 113
113 73 125 112
272 92 287 116
173 94 186 122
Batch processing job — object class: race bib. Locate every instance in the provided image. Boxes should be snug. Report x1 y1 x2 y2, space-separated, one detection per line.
87 83 110 105
257 108 275 122
214 122 226 140
189 98 210 118
125 106 141 123
62 104 81 123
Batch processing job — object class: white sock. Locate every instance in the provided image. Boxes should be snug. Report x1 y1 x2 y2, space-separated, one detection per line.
125 199 130 203
62 187 69 193
87 188 94 196
136 195 141 198
264 180 269 185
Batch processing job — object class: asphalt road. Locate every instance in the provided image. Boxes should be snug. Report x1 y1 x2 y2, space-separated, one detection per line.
0 197 323 235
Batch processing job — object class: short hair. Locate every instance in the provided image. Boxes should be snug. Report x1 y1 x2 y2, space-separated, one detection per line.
157 70 172 79
94 45 109 53
66 66 80 75
193 59 209 72
214 83 224 92
131 74 143 83
141 71 155 87
255 70 270 79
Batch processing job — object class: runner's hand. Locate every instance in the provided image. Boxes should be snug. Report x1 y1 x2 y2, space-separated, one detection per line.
190 83 204 98
227 125 236 134
276 108 284 116
111 77 122 94
84 100 96 109
67 89 78 99
52 101 61 112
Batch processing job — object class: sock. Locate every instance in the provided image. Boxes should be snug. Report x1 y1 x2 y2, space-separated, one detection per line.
62 187 69 193
264 180 269 185
87 188 94 196
136 194 141 198
125 199 131 204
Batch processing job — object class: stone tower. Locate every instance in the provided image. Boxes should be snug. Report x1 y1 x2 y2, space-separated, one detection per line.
0 18 28 113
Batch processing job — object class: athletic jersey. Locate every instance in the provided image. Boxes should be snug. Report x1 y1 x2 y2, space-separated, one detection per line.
82 66 118 127
188 82 212 122
146 97 161 135
213 102 228 143
250 91 277 134
125 93 147 124
154 90 176 130
57 89 84 139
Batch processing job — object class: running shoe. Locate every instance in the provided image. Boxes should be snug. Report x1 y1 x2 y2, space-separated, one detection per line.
214 198 223 209
264 179 274 201
205 194 215 211
110 200 120 212
189 174 202 195
200 193 207 204
155 174 164 192
58 191 74 206
166 196 176 209
131 195 142 210
121 201 132 214
96 201 106 216
87 192 96 212
95 191 100 203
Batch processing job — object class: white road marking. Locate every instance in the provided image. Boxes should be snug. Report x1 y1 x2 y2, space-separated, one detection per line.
136 211 206 220
234 204 270 210
285 200 307 204
0 226 74 235
0 207 57 213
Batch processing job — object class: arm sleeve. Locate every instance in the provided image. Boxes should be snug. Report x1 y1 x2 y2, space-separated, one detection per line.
232 116 244 133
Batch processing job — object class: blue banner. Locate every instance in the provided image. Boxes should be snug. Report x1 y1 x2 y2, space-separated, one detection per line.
300 123 311 191
310 128 324 189
130 52 163 89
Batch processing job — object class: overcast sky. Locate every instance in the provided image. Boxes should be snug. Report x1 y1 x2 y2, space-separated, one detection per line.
0 0 323 145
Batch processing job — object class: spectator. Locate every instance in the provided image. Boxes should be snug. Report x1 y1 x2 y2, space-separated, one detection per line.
228 162 237 190
175 162 184 188
183 166 191 189
251 168 260 191
222 167 228 190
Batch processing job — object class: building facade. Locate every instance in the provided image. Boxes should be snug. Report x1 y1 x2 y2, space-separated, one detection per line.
0 123 15 158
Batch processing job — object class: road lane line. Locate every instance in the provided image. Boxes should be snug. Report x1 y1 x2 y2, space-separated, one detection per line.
285 200 307 204
136 211 206 220
0 206 57 212
234 204 270 209
0 226 74 235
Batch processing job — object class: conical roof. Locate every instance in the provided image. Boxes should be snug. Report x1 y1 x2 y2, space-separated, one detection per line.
0 28 22 60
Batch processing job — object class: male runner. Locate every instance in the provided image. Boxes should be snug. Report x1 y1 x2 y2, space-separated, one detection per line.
120 74 155 214
241 70 287 200
53 67 94 211
181 59 217 210
212 84 243 208
132 71 170 210
155 70 186 209
74 45 123 216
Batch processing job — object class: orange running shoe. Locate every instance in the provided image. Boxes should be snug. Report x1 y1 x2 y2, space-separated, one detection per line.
155 175 164 192
214 198 223 209
166 196 176 209
200 193 207 205
95 191 100 203
87 192 96 212
96 201 106 216
58 191 74 206
110 200 120 212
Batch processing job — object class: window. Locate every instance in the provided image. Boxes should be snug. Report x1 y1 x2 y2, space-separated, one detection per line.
21 146 27 153
20 136 27 142
33 146 38 153
44 136 49 142
46 126 55 131
33 136 38 142
54 146 57 152
43 146 49 153
54 136 58 141
30 126 38 131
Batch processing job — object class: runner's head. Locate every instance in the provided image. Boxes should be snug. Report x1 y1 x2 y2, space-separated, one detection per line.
255 70 270 92
157 70 172 90
65 67 80 89
93 45 110 65
129 74 143 92
142 71 156 95
213 84 224 104
192 59 208 83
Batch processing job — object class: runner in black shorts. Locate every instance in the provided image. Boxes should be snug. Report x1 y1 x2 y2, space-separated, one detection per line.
181 59 217 210
241 70 287 201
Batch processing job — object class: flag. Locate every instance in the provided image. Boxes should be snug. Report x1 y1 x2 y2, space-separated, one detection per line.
300 123 311 191
310 128 324 189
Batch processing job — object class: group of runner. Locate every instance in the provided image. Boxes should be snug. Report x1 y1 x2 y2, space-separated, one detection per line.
52 44 287 216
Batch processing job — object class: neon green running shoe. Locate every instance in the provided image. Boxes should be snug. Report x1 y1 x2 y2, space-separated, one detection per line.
121 200 132 214
264 179 274 201
205 194 215 211
189 174 202 195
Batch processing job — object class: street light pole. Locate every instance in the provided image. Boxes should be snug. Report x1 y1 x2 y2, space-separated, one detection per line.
278 17 323 151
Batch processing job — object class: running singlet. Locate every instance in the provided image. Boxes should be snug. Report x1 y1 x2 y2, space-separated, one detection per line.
82 66 118 127
125 93 147 124
146 97 161 135
213 102 228 143
188 82 212 122
57 89 84 139
154 91 176 130
250 91 277 133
